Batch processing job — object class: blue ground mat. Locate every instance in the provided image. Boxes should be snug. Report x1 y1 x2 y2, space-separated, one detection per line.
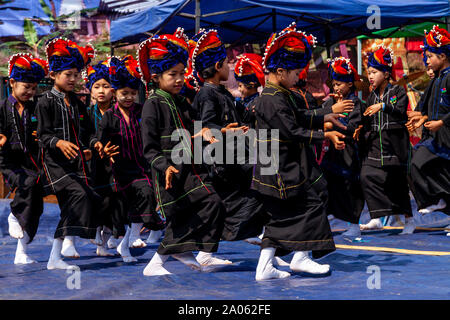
0 199 449 300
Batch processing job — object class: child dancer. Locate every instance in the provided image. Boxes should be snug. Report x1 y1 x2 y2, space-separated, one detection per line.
138 29 226 275
234 53 266 128
96 55 164 262
191 30 268 264
36 38 100 270
320 57 365 237
252 23 345 280
407 26 449 216
84 59 128 255
0 53 48 264
359 45 415 234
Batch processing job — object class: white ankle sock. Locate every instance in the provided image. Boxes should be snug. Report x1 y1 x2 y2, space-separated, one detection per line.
143 252 172 276
97 228 114 256
196 251 232 266
107 236 119 249
47 238 77 270
129 223 146 248
8 213 23 239
61 236 80 258
172 252 202 271
255 247 291 281
117 226 137 262
360 218 383 230
419 199 447 214
400 216 416 235
290 251 330 274
14 232 36 264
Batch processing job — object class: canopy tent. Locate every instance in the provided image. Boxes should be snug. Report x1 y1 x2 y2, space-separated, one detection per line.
357 21 448 40
110 0 450 52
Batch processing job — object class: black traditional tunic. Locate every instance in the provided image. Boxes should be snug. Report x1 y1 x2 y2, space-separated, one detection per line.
97 102 163 230
0 95 44 242
36 88 100 239
320 93 366 224
141 88 225 254
360 84 412 218
236 92 259 128
251 82 335 258
408 67 450 213
86 104 127 237
192 82 267 241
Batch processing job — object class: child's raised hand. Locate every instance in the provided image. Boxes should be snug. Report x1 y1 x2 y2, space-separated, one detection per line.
192 127 219 144
353 125 363 141
165 165 179 190
407 110 422 119
220 123 249 135
363 103 383 117
0 134 7 148
331 99 354 114
103 141 119 163
94 141 104 158
324 113 347 131
32 131 38 142
324 131 346 150
83 149 92 161
406 115 428 132
56 140 79 160
424 120 444 132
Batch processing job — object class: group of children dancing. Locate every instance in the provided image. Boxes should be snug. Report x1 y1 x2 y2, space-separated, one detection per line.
0 22 448 280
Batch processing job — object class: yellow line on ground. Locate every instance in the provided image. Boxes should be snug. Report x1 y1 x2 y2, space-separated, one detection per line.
336 244 450 256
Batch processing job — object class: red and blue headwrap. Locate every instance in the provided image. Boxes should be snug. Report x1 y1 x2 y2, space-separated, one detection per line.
83 59 111 90
263 22 316 72
46 38 95 72
327 57 360 83
137 27 189 87
8 53 48 83
366 45 394 74
234 53 265 87
421 25 450 60
109 55 142 90
191 29 227 74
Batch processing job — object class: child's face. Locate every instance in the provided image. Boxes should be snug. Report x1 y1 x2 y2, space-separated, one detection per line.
426 66 435 79
279 68 301 89
367 67 388 89
10 79 37 103
154 63 185 95
332 79 352 97
425 51 447 72
91 78 113 105
218 57 230 81
115 87 137 109
237 82 257 98
51 68 80 92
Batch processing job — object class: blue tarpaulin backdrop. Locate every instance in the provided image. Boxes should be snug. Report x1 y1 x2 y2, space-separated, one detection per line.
110 0 450 45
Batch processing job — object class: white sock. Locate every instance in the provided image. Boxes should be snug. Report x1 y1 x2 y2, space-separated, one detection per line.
129 223 146 248
360 218 383 230
400 216 416 235
273 256 290 266
61 236 80 258
97 227 114 256
107 236 119 249
172 252 202 271
117 226 137 262
342 223 361 237
290 251 330 274
92 226 103 246
196 251 232 266
146 229 163 244
47 238 77 270
8 213 23 239
14 232 37 264
255 247 291 281
143 252 172 276
244 237 262 245
419 199 447 214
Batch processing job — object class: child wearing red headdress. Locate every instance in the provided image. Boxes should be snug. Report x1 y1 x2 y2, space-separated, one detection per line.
0 53 48 264
36 38 101 270
358 45 415 234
